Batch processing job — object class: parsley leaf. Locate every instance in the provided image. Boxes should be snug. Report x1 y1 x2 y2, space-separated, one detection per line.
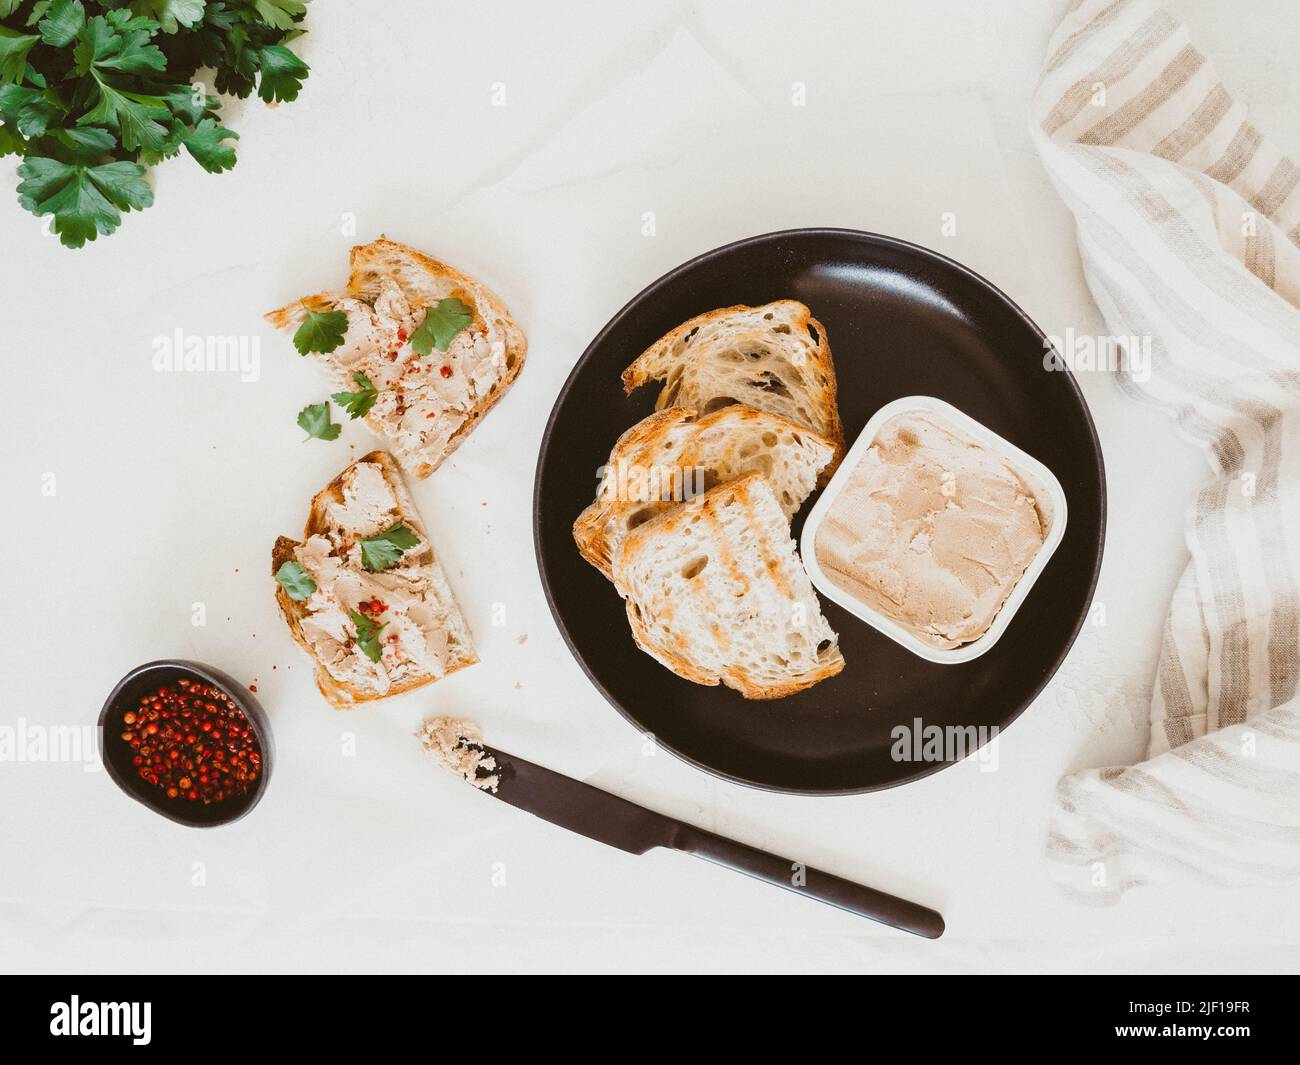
74 12 166 76
274 560 316 601
38 0 85 48
297 401 341 441
257 43 308 103
16 155 152 247
349 609 387 663
183 116 236 172
292 306 348 355
127 0 205 34
0 27 40 83
409 298 473 357
253 0 307 32
0 121 24 157
78 78 170 152
359 522 420 573
163 83 216 125
331 371 380 420
0 83 65 138
52 125 116 160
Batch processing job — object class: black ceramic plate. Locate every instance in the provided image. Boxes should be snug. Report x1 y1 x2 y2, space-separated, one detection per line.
534 229 1104 794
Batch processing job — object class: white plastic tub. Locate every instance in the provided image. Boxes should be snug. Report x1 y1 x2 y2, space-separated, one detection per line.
800 395 1068 664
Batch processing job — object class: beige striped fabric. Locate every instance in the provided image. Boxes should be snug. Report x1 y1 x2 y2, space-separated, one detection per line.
1032 0 1300 902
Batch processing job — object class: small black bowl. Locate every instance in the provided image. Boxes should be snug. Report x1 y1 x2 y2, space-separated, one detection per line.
98 660 273 827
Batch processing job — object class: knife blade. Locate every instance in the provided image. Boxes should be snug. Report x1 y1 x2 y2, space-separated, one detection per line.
476 744 945 939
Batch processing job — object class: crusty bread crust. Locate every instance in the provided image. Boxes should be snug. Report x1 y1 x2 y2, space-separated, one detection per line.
572 408 691 579
272 450 478 710
617 472 844 700
573 404 836 582
265 237 527 478
620 300 844 481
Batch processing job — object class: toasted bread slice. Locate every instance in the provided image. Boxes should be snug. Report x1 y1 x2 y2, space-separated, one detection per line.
616 472 844 699
272 451 477 709
266 238 527 479
621 301 843 480
573 405 836 582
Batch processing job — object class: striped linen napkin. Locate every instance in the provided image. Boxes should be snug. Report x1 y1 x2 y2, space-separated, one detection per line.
1031 0 1300 901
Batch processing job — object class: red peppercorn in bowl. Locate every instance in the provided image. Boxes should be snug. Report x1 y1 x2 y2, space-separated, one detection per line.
98 660 273 827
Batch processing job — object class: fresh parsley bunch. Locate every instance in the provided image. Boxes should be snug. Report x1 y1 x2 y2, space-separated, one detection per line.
0 0 310 247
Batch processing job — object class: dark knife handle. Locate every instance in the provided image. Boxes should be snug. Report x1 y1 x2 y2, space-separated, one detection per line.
671 825 945 938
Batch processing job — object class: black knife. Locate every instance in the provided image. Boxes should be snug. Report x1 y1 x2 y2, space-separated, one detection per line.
475 744 944 939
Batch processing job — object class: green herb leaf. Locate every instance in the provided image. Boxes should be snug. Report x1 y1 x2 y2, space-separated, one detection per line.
73 13 166 76
257 43 308 103
78 79 170 152
0 122 24 157
409 298 473 357
274 560 316 601
297 401 341 441
359 522 420 573
16 155 152 247
38 0 85 48
163 83 216 124
252 0 306 32
349 609 387 663
0 28 40 84
292 306 348 355
182 116 236 172
127 0 206 34
331 371 380 420
0 83 65 138
54 125 116 161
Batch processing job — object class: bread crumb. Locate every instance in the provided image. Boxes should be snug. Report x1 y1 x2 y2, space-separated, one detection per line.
416 717 499 792
516 634 528 645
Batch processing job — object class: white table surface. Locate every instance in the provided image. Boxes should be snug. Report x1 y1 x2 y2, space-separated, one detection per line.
3 0 1299 974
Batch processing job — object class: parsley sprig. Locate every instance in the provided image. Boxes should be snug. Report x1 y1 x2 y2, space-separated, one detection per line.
296 400 339 440
331 371 379 419
1 0 311 247
274 559 316 601
293 305 347 355
349 608 386 663
359 521 419 572
410 297 472 356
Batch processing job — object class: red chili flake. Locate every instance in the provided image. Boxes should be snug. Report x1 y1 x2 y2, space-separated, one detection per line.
248 684 258 693
439 365 452 378
397 327 408 342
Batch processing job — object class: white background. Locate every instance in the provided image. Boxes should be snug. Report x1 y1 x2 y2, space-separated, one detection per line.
2 0 1298 973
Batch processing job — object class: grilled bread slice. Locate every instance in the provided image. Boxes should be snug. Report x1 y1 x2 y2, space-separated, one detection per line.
621 301 843 479
266 238 527 479
616 472 844 699
573 405 836 582
272 451 476 709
